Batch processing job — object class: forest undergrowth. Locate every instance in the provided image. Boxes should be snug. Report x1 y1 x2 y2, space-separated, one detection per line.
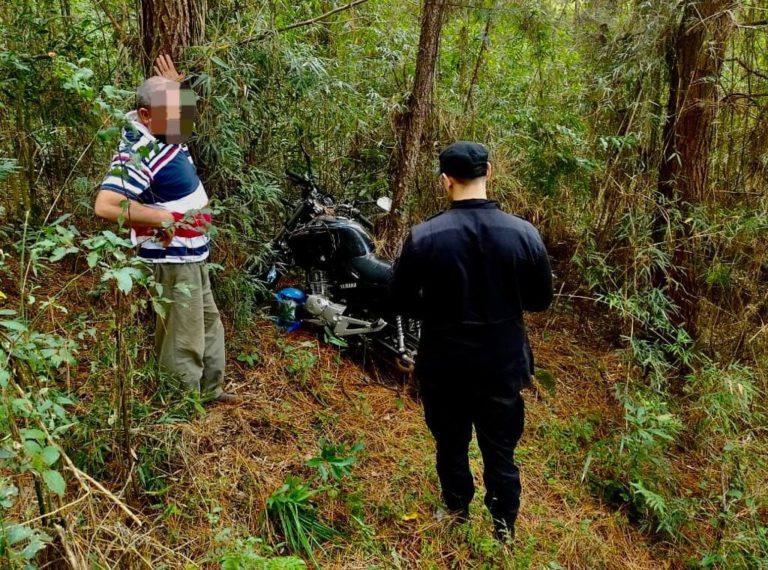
1 251 670 569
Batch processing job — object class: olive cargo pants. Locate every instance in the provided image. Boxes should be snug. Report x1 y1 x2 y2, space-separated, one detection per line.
153 262 225 400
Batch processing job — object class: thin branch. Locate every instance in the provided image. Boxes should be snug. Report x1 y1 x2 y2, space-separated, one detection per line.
277 0 370 32
730 57 768 81
737 19 768 28
54 524 87 569
93 0 125 41
10 381 143 527
446 2 521 11
723 92 768 103
239 0 371 45
65 453 143 526
463 3 494 113
22 493 90 526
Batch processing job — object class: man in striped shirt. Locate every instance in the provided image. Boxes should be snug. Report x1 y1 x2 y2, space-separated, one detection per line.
94 62 237 404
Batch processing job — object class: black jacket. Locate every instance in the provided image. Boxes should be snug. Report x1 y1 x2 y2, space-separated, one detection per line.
390 199 553 395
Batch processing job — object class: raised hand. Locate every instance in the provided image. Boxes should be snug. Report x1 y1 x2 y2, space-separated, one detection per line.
153 54 184 82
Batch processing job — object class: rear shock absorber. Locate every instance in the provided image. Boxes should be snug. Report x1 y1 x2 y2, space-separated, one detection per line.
395 315 406 354
394 315 415 373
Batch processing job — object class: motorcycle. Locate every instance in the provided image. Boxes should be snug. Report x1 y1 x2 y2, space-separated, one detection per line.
253 168 420 373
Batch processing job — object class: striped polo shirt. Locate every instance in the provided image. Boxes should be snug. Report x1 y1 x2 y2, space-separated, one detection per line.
100 111 210 263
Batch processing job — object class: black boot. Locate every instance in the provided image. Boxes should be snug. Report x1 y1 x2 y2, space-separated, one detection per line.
435 506 469 524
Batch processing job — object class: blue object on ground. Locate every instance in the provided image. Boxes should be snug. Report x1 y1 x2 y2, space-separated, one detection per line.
275 287 307 332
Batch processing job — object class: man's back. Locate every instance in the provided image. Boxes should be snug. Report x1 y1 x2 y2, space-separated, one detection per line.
391 198 552 394
392 141 550 539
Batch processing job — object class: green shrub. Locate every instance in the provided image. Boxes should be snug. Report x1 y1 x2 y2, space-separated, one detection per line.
218 536 306 570
306 439 364 483
266 477 337 563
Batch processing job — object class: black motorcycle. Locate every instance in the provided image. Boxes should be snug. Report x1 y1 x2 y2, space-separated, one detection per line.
254 169 419 373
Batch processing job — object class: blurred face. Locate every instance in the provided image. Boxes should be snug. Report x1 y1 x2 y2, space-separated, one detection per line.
138 85 197 144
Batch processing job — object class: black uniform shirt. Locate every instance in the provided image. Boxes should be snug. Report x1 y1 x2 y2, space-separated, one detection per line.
390 199 553 395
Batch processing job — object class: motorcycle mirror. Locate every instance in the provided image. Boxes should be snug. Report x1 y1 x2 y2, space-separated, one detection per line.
376 196 393 212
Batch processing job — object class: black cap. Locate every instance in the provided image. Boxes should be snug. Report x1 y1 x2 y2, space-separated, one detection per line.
439 141 489 180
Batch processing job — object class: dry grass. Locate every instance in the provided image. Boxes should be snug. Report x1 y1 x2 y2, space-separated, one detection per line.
1 254 681 568
15 296 678 569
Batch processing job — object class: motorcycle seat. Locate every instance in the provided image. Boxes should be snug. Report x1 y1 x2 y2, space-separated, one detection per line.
349 254 393 286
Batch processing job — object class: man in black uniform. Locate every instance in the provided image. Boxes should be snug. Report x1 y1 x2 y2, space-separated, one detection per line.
390 141 553 540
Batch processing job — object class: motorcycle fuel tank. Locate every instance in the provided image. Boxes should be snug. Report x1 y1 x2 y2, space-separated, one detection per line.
286 215 375 269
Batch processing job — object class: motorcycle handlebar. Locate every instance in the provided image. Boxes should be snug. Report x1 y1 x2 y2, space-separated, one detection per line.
283 173 375 228
285 170 313 187
358 214 374 230
334 203 373 229
285 171 333 203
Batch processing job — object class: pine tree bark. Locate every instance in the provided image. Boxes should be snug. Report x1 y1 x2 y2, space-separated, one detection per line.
655 1 737 336
139 0 206 76
382 0 448 245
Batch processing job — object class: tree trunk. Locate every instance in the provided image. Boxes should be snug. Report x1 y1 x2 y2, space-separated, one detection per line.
655 0 736 337
139 0 206 76
381 0 448 245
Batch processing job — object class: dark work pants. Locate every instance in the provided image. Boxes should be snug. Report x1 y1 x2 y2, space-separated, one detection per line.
421 381 525 534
